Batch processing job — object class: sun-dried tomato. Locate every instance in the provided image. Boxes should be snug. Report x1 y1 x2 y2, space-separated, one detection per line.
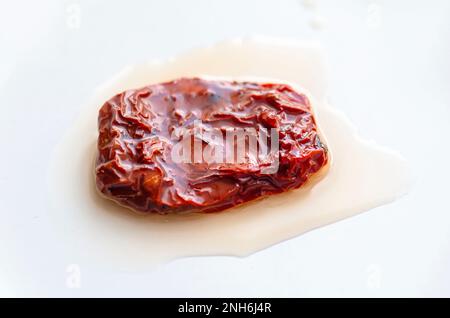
95 78 328 213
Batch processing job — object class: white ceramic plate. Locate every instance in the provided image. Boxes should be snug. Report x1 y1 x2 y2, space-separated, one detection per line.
1 0 450 297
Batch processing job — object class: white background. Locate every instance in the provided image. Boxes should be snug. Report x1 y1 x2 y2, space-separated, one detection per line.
0 0 449 297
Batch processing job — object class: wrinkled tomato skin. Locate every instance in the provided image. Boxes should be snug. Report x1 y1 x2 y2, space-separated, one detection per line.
95 78 328 214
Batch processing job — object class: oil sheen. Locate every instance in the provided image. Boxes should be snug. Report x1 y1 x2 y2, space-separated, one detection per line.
48 37 411 268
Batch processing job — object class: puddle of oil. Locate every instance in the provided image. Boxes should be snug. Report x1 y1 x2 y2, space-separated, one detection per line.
48 37 411 269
